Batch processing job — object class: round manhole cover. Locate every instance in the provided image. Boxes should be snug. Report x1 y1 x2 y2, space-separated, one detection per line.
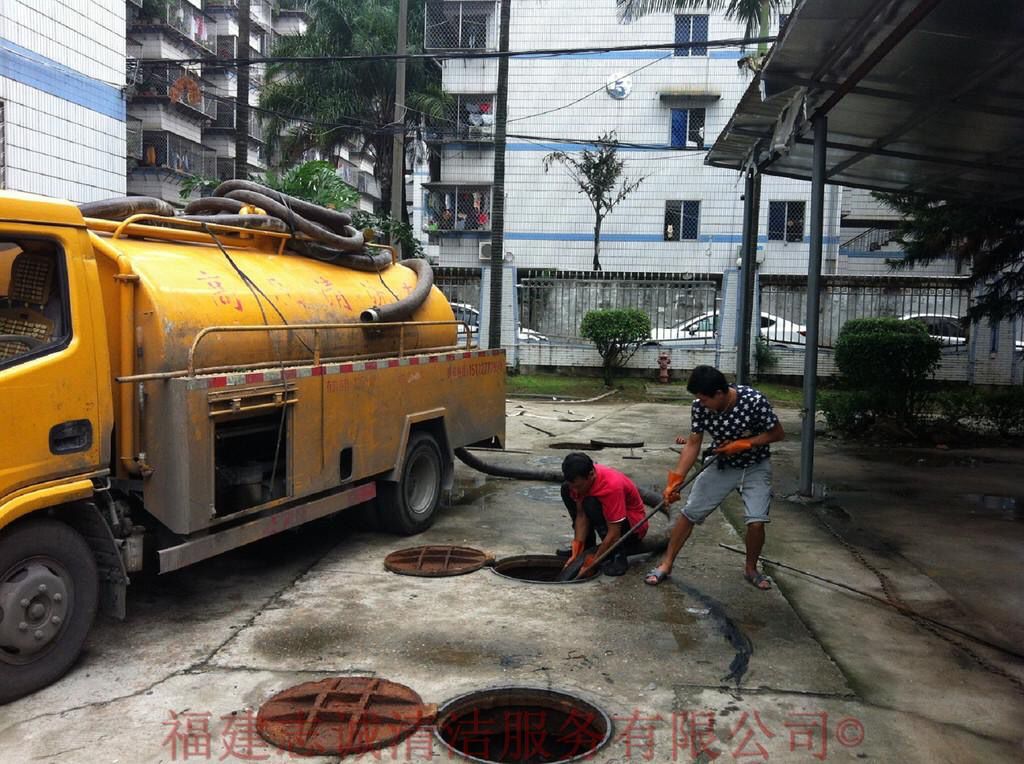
435 686 612 763
257 677 436 756
384 545 493 577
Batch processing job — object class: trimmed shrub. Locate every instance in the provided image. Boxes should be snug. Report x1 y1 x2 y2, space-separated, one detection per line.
579 308 652 386
820 390 877 436
833 317 942 423
982 387 1024 436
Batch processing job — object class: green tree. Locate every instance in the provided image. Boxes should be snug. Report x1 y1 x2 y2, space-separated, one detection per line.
876 193 1024 322
580 309 652 386
261 0 446 214
543 132 645 271
262 160 361 210
616 0 788 56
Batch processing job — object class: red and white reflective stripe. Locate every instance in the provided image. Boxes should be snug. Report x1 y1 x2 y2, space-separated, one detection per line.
187 348 504 390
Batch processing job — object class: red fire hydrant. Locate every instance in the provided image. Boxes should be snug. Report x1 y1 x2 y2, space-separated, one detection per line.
657 351 671 384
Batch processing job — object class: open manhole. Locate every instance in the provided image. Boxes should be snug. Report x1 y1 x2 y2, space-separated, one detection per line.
256 677 435 756
385 545 494 577
491 554 598 584
435 686 612 764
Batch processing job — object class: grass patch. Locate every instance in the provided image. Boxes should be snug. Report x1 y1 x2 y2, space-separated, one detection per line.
506 373 804 407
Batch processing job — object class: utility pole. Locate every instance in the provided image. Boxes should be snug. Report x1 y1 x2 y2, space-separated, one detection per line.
390 0 409 255
487 0 511 349
234 0 251 180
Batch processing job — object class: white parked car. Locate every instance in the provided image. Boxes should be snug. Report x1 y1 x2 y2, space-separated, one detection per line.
649 311 806 347
899 313 968 347
450 302 550 345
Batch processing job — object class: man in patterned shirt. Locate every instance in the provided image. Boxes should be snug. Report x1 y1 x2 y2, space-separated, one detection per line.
644 365 784 590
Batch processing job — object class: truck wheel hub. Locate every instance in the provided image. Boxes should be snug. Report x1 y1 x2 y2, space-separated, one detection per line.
0 559 70 661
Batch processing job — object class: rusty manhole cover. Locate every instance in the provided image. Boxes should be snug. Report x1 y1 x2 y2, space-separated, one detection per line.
384 545 493 577
257 677 436 756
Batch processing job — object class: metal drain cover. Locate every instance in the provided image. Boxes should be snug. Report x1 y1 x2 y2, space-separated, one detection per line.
384 545 493 577
257 677 436 756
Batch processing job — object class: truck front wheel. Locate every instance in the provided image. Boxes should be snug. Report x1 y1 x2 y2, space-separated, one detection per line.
379 432 443 535
0 517 99 704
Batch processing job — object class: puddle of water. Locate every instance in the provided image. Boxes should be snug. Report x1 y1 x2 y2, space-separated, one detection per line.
519 483 563 503
448 478 502 506
528 455 564 467
963 494 1024 521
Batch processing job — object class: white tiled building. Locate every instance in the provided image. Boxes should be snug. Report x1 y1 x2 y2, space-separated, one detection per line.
0 0 127 202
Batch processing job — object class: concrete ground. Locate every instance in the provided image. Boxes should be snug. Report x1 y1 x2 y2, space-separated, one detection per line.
1 398 1022 763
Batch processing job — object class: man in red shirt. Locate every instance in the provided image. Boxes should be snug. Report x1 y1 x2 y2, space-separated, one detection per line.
560 452 648 576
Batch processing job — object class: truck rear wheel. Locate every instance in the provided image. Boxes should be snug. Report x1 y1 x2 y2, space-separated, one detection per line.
0 517 98 704
379 432 443 535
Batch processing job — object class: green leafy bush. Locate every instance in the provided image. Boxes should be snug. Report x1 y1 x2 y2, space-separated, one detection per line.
351 211 424 259
754 336 779 375
579 309 651 386
820 390 877 436
833 317 942 423
933 388 982 426
981 387 1024 436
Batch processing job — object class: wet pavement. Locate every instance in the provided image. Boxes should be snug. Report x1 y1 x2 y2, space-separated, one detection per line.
0 398 1022 762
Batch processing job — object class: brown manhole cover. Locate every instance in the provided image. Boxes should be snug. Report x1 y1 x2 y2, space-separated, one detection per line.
491 555 599 584
257 677 436 756
385 545 493 577
435 686 612 763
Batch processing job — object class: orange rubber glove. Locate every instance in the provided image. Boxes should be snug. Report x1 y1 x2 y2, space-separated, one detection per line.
579 554 596 574
563 540 585 570
715 439 754 456
663 470 685 504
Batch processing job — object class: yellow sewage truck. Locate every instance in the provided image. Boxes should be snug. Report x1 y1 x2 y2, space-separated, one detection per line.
0 191 505 702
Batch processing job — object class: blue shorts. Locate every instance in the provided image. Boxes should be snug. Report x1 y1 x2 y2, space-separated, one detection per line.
681 459 773 525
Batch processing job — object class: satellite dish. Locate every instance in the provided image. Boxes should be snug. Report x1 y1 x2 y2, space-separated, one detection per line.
606 73 632 100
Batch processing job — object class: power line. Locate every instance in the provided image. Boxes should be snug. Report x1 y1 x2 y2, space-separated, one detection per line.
142 36 774 66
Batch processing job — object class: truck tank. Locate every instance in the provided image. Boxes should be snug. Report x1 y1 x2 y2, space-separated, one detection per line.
91 231 459 376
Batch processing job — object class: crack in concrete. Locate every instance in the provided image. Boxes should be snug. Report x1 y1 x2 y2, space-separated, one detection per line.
0 540 341 734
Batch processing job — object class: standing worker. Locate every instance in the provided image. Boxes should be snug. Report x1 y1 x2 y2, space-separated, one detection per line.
644 365 784 589
559 453 649 576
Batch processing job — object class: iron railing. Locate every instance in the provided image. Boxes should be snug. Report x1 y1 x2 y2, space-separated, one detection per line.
839 227 900 256
206 0 273 30
759 275 972 347
518 272 721 344
426 94 496 142
425 0 498 50
422 184 492 233
136 63 217 120
126 117 144 161
213 98 265 142
133 0 216 54
435 267 483 309
139 130 217 178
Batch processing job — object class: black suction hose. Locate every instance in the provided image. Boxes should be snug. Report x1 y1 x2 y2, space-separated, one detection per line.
79 196 177 219
360 259 435 323
454 448 665 510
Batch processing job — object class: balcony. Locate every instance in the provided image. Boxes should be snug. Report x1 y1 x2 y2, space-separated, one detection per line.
422 183 492 234
209 98 265 143
134 64 217 121
425 0 498 51
426 93 495 143
206 0 273 31
131 0 216 55
136 131 216 178
126 117 144 162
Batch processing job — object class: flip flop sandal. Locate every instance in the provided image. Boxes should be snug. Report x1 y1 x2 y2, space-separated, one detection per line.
644 568 671 586
744 571 772 590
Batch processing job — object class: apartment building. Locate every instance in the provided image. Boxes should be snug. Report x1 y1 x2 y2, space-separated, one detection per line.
0 0 127 202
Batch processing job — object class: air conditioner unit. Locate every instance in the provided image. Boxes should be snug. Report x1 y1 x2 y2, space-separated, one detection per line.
479 242 492 260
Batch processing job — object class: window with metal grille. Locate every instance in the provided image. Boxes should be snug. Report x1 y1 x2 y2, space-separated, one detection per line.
768 201 805 242
670 109 705 148
664 201 700 241
674 15 708 56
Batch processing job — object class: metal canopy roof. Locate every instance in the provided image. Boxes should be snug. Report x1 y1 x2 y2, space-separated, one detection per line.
706 0 1024 206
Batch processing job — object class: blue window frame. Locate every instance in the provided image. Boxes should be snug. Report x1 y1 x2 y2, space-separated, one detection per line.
670 108 705 148
674 15 708 57
664 201 700 241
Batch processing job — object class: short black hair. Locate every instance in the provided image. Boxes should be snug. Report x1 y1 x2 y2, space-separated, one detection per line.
562 452 594 481
687 365 729 396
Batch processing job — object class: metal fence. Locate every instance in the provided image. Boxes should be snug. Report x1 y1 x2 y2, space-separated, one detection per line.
126 117 143 162
422 184 492 233
425 0 499 51
140 131 217 179
759 276 972 347
137 64 216 120
426 94 496 142
213 98 264 142
518 272 721 343
434 267 482 309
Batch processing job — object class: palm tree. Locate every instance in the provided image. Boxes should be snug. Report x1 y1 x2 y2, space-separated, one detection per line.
261 0 446 213
616 0 788 56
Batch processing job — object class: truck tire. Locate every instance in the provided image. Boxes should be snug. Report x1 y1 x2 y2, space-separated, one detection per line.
0 517 99 704
378 432 443 535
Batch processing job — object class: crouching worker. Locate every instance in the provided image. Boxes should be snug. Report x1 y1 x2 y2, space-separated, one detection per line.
645 365 784 590
559 453 649 577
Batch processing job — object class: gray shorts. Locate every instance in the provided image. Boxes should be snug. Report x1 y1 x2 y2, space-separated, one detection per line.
681 459 773 526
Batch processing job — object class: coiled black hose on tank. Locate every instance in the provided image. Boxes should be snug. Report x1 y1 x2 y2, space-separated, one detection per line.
454 448 667 513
